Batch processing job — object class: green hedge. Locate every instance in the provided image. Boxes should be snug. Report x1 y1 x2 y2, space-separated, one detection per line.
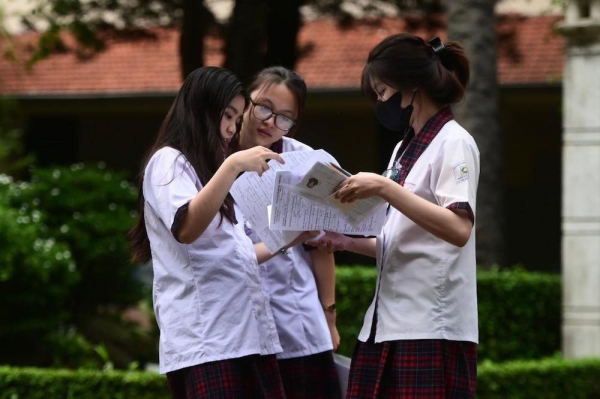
2 357 599 398
478 357 600 398
0 367 170 399
335 266 561 362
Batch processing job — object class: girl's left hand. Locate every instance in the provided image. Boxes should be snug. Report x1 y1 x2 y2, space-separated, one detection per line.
334 172 387 203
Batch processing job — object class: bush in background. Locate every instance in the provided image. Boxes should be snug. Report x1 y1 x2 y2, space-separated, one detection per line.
477 268 561 361
335 266 561 362
0 165 157 369
0 180 77 366
477 357 600 398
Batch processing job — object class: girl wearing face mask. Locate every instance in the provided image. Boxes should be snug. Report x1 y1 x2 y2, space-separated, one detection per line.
231 66 342 399
308 34 480 398
128 66 315 398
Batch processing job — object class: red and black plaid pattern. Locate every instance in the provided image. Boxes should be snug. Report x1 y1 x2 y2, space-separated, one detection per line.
395 107 454 187
166 354 286 399
277 351 342 399
346 339 477 399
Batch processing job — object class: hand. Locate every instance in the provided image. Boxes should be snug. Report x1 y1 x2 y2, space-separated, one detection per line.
305 231 353 254
227 146 284 176
280 231 320 252
325 311 340 351
334 172 387 203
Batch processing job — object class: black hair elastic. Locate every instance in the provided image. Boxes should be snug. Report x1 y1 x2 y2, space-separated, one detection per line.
428 37 445 54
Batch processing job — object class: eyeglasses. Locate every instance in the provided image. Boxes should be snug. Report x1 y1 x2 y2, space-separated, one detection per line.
382 168 401 183
250 100 296 132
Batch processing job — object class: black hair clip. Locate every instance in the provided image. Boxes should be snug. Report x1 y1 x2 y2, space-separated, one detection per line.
428 37 445 54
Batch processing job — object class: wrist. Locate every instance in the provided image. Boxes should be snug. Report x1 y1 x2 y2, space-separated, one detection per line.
322 303 336 313
223 154 243 175
377 174 395 199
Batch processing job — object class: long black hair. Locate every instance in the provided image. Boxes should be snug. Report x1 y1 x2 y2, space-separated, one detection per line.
361 33 470 106
129 66 248 263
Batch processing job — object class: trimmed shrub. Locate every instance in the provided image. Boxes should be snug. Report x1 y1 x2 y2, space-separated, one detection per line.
335 266 377 357
1 357 600 398
0 367 170 399
477 268 561 362
478 357 600 398
335 266 561 362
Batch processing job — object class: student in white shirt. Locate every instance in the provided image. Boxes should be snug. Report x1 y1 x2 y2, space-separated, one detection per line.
128 66 312 398
308 34 480 398
231 66 341 399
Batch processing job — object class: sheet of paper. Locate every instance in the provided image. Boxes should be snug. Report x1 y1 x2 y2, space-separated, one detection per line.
292 160 387 227
231 150 337 252
270 170 386 235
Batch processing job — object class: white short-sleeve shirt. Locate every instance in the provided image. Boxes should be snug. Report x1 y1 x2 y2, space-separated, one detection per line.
358 120 480 344
245 137 333 359
143 147 281 374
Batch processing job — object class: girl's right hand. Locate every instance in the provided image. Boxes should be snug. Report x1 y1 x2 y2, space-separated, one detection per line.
305 231 353 253
227 146 284 176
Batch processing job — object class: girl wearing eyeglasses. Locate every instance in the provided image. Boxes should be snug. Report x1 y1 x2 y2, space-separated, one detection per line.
231 66 342 399
128 67 316 398
309 34 480 398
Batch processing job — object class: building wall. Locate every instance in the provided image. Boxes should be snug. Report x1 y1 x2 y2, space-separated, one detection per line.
19 85 563 272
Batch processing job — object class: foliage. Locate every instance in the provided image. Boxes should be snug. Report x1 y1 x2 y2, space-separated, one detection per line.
3 163 142 314
478 357 600 399
0 100 34 177
0 366 171 399
477 267 561 362
335 266 561 362
21 0 446 79
0 181 77 366
335 266 378 356
0 165 156 369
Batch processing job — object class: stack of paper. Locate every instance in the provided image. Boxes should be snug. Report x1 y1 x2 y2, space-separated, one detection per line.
230 149 387 253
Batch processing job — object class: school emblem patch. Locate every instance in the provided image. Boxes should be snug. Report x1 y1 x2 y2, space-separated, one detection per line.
453 161 469 183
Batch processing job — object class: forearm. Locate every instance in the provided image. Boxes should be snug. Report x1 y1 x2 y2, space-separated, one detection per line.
380 182 473 247
310 250 336 309
255 242 281 264
311 249 340 350
347 237 377 258
176 159 240 243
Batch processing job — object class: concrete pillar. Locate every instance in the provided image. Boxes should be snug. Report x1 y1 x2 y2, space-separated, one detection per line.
557 0 600 358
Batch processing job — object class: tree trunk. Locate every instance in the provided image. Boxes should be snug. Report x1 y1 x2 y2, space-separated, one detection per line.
224 0 269 85
265 0 303 69
447 0 506 267
179 0 212 80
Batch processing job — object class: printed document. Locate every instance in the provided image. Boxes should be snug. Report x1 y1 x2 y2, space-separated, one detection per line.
231 149 386 253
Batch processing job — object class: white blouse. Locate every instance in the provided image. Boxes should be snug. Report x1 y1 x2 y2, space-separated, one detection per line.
358 120 480 344
144 147 281 374
245 137 333 359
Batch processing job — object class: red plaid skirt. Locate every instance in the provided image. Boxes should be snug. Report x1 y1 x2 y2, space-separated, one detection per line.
346 339 477 399
166 354 285 398
277 351 342 399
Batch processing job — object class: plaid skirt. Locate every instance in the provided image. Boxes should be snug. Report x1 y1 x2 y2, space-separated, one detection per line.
346 339 477 399
277 351 342 399
166 354 286 399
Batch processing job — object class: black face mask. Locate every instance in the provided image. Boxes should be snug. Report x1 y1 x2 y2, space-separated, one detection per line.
375 91 415 133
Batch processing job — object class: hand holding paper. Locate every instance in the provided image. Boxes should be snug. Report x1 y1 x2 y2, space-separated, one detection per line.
231 149 386 253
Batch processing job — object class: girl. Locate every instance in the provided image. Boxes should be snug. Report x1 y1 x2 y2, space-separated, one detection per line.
232 66 342 399
310 34 480 398
129 66 307 398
